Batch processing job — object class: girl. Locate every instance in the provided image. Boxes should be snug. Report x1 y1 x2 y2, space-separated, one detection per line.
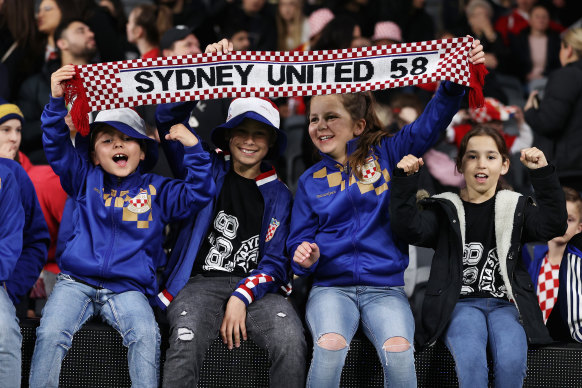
389 125 567 387
287 41 484 388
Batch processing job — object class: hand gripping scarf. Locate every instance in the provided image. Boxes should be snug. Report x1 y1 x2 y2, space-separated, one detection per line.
65 36 487 136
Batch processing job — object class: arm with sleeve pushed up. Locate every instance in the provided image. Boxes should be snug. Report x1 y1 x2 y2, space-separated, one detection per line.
233 189 293 306
41 97 91 196
287 178 320 276
389 167 441 248
385 81 465 167
0 167 25 282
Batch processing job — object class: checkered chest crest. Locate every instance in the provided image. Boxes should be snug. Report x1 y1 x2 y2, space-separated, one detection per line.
127 189 151 214
358 156 382 185
265 218 280 242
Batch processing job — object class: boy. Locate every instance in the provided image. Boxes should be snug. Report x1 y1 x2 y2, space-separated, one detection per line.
29 65 216 387
0 158 26 388
155 94 307 386
523 186 582 342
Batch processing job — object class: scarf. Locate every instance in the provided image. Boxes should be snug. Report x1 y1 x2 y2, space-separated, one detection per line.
65 36 487 136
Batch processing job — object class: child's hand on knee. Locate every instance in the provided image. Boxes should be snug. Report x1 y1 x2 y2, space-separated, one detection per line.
165 124 199 147
293 242 320 268
520 147 547 169
220 296 247 350
396 155 424 176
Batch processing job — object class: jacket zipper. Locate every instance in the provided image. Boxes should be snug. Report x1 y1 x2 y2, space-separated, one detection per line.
344 162 361 283
100 178 122 286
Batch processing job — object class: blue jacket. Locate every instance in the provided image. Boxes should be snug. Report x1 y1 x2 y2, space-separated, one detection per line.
154 102 292 309
0 158 49 304
41 97 215 297
287 81 464 287
523 237 582 343
0 160 25 283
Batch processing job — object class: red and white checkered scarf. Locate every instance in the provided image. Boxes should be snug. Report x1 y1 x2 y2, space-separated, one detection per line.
65 37 487 136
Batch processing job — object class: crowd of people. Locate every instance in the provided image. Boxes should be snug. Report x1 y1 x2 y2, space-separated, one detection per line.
1 0 582 387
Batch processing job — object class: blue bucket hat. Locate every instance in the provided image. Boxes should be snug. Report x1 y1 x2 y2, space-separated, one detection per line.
211 97 287 160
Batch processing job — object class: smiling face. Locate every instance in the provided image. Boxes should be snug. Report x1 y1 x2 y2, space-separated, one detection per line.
37 0 61 36
91 126 145 177
459 135 509 203
228 119 274 178
0 118 22 160
308 94 365 164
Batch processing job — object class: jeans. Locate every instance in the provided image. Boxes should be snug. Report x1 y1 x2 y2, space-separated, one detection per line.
29 274 161 388
0 285 21 388
305 285 416 388
163 275 307 388
443 297 528 388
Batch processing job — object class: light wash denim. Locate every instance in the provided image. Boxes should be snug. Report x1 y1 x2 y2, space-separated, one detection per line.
305 285 416 388
29 274 160 388
443 297 528 388
0 285 21 388
163 275 307 388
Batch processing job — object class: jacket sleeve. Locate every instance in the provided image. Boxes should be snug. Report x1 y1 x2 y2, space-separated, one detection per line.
382 81 465 166
41 97 90 196
524 66 581 137
5 168 49 304
232 189 293 306
560 234 582 343
287 176 320 277
389 167 440 248
522 165 568 242
0 167 25 282
156 142 216 224
155 101 199 179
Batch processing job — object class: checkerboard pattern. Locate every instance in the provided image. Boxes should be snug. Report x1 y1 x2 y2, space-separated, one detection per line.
537 255 560 323
75 37 474 112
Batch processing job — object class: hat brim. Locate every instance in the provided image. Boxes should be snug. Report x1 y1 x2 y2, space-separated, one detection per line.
211 112 287 160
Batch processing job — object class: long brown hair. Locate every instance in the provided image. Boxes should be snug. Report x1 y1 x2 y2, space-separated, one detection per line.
0 0 39 48
131 4 172 45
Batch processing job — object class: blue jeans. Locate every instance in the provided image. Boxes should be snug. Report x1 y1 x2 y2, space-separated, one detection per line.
443 297 528 388
163 275 307 388
306 285 416 388
0 285 21 388
29 274 161 388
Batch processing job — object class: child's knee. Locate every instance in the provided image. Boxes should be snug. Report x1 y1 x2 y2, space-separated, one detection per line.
316 333 347 351
382 336 411 353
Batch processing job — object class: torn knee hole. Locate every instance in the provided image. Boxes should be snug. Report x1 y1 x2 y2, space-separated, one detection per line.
177 327 194 341
383 337 410 352
316 333 347 351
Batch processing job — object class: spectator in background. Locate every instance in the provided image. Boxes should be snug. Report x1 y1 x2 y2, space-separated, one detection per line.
222 20 251 52
17 19 96 164
276 0 308 51
522 187 582 343
524 27 582 192
36 0 80 62
509 3 561 91
0 99 65 317
126 3 172 59
0 0 44 101
302 7 333 50
160 25 201 57
221 0 278 50
0 158 26 388
371 21 402 46
495 0 564 45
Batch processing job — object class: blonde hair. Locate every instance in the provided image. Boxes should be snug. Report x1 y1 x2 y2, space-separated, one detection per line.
276 0 306 51
562 28 582 59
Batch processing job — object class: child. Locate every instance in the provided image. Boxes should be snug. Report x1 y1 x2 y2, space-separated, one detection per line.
28 65 216 388
523 187 582 342
389 125 567 387
0 158 26 388
287 41 485 388
155 96 307 388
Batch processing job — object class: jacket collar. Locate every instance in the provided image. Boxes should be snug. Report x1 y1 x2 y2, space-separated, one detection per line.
102 168 143 190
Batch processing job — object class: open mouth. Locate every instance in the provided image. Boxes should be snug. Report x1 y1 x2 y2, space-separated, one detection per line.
475 173 488 183
112 153 129 167
240 148 257 155
319 135 333 141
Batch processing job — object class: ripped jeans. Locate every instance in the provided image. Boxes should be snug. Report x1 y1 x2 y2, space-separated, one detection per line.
29 274 160 388
306 285 416 388
162 275 307 388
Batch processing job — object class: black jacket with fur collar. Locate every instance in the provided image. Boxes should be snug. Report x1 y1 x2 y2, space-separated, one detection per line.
389 165 567 349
